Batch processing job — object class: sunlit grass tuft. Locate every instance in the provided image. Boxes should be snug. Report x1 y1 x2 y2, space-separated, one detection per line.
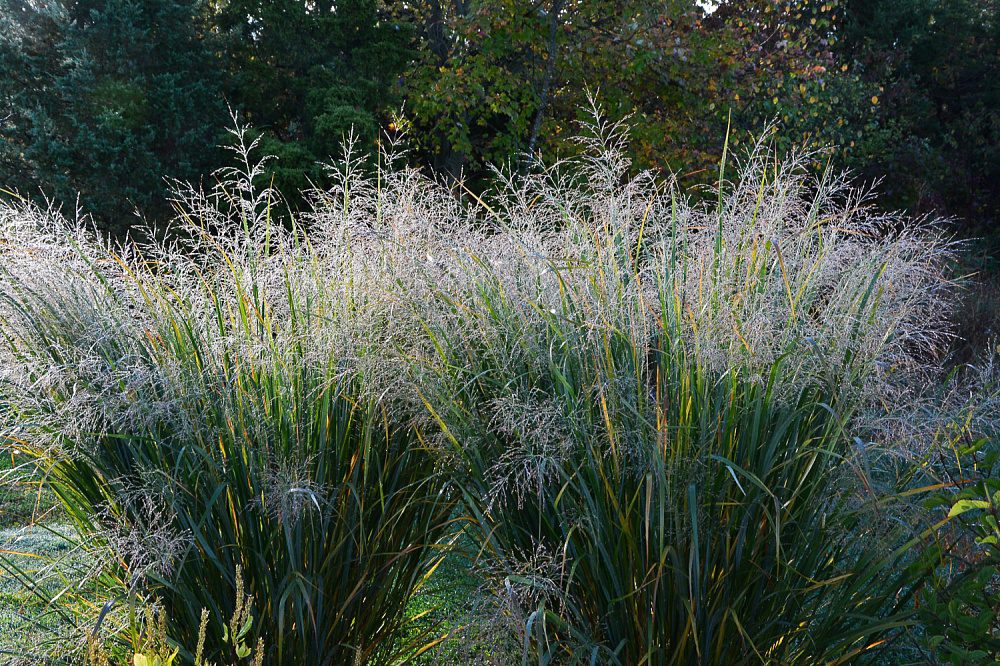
0 127 454 665
304 109 958 663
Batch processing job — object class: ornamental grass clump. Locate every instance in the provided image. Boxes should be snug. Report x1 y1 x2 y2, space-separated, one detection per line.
305 111 957 663
0 109 960 664
0 128 453 665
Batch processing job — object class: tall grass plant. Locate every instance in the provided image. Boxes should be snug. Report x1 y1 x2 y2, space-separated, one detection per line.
0 128 453 665
0 109 966 664
307 112 957 663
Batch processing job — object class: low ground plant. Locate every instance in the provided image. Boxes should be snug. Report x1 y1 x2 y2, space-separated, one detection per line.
910 418 1000 664
84 567 264 666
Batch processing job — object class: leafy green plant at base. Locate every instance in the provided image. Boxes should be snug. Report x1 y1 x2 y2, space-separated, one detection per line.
85 566 263 666
915 434 1000 665
0 127 454 665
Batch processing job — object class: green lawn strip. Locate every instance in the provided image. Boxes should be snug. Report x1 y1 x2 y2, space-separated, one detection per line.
0 481 62 529
0 447 63 529
0 523 87 659
404 525 521 665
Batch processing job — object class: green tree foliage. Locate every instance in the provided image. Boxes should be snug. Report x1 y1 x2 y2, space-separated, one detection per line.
1 0 996 235
710 1 848 152
838 0 1000 230
397 0 853 190
398 0 998 233
212 0 413 199
397 0 570 181
398 0 726 184
0 0 225 236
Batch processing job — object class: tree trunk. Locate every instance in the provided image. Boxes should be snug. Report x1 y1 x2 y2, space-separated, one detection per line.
523 0 564 175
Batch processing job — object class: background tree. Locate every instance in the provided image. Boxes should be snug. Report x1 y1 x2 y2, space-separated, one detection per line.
397 0 852 193
395 0 565 183
397 0 730 186
837 0 999 232
1 0 996 236
212 0 414 201
0 0 225 236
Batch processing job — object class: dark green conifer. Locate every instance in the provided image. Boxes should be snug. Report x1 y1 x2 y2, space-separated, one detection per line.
0 0 226 236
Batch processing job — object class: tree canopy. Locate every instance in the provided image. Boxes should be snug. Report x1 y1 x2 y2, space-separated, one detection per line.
210 0 414 200
0 0 996 236
0 0 225 235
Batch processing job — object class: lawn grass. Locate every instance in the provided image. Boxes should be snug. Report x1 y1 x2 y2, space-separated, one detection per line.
0 523 81 658
403 523 524 665
0 422 80 662
0 455 61 528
